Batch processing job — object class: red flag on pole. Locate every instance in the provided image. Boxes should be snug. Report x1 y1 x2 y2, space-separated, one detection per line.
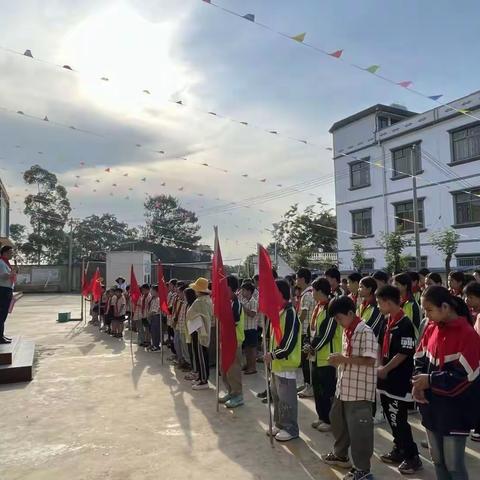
130 265 141 307
212 227 237 374
258 245 283 344
91 268 103 302
81 267 91 297
156 262 170 315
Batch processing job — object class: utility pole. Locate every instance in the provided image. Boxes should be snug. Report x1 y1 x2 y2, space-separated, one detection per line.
67 220 73 291
410 145 422 271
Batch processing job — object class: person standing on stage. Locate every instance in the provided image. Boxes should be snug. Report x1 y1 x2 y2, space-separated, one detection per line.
0 245 16 344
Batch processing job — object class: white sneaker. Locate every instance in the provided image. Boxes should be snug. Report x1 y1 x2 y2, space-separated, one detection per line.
191 379 201 385
373 413 385 425
317 422 332 432
192 382 209 391
275 430 298 442
266 426 280 437
298 384 314 398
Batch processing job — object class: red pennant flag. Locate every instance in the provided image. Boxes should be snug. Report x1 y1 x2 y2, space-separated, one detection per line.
81 267 91 297
156 262 170 315
130 265 141 307
212 227 237 374
91 268 103 302
329 49 343 58
258 245 283 344
398 80 413 88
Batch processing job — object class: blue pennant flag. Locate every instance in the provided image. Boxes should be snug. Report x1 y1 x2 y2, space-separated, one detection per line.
428 95 443 101
243 13 255 22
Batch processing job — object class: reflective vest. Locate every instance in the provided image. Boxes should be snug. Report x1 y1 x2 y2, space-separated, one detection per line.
236 306 245 344
270 307 301 373
402 299 420 339
313 306 342 367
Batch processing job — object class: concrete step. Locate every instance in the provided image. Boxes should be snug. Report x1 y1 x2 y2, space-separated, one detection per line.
0 339 35 384
0 336 21 365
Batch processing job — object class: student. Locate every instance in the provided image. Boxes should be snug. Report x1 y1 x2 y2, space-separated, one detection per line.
372 270 389 289
321 296 377 480
408 271 422 304
104 288 115 335
296 267 315 398
220 276 244 407
172 282 187 364
167 279 178 350
137 284 151 347
263 279 302 442
474 270 480 283
187 278 213 391
239 281 258 375
184 287 199 382
148 285 161 352
125 285 131 324
448 271 466 297
99 285 107 331
341 278 349 297
393 273 421 338
425 272 442 287
358 277 385 338
418 268 431 291
347 272 362 308
115 277 127 291
464 281 480 442
325 267 344 298
112 287 126 338
414 286 480 480
175 284 191 371
304 277 341 432
376 285 422 474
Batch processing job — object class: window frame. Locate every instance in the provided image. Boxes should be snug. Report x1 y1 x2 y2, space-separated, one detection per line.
406 256 428 270
390 141 423 180
349 158 371 190
456 254 480 268
350 207 373 238
452 186 480 228
449 121 480 166
392 197 426 233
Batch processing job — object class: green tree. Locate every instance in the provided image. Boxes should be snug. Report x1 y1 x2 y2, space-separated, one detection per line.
74 214 139 259
9 224 26 245
271 199 336 265
142 194 201 249
430 228 460 275
351 241 366 272
378 231 412 274
22 165 71 264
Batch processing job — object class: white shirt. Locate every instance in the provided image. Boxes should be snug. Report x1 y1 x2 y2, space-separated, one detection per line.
0 258 13 289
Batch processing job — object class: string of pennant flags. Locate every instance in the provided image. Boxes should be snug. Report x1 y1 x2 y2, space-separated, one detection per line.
0 45 320 148
200 0 480 123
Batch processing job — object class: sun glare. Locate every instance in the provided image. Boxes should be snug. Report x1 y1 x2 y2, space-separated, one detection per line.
60 3 191 116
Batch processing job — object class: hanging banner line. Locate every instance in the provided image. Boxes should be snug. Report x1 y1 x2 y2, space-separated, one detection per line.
0 45 319 148
201 0 480 123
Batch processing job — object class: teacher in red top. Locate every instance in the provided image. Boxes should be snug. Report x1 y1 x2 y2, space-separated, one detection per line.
0 245 16 344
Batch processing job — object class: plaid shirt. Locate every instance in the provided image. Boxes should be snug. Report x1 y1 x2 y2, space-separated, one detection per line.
299 286 315 335
336 321 377 402
241 296 258 330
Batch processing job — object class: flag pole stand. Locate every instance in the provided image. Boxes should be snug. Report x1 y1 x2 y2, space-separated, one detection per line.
216 315 220 412
160 315 164 366
262 315 274 447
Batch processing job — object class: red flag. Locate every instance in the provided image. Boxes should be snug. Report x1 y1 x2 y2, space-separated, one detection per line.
212 227 237 374
91 268 103 302
258 245 283 344
130 265 141 307
156 262 170 315
81 267 91 297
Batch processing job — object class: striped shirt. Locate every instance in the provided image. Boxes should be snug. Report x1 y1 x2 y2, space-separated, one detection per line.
241 296 258 330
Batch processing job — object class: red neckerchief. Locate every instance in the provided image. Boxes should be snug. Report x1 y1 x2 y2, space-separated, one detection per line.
400 294 413 307
382 308 405 358
0 256 12 268
359 296 375 317
310 300 329 332
449 288 462 298
345 316 362 356
412 285 421 294
349 293 358 305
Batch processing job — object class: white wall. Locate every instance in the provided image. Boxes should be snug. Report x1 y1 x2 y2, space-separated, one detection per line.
106 251 152 287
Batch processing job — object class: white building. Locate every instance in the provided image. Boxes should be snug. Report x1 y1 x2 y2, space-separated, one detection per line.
106 251 152 287
331 90 480 272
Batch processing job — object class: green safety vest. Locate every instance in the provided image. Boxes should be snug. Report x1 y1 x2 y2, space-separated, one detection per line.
402 299 419 339
236 306 245 344
270 307 301 373
314 307 342 367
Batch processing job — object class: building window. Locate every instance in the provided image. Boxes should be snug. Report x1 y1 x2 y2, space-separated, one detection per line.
407 256 428 270
394 199 425 232
378 116 389 130
363 258 375 271
453 188 480 225
451 124 480 163
457 254 480 268
350 159 370 189
391 144 422 178
351 209 372 237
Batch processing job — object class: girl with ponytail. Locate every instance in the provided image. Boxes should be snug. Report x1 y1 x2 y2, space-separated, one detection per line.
413 286 480 480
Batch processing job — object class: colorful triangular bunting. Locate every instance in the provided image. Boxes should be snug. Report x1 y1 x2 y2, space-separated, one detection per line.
329 49 343 58
243 13 255 22
291 32 306 43
24 49 33 58
428 95 443 101
398 80 413 88
365 65 380 74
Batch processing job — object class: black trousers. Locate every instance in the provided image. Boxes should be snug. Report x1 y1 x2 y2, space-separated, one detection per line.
0 287 13 338
301 334 311 385
191 331 209 383
312 365 336 424
380 394 419 460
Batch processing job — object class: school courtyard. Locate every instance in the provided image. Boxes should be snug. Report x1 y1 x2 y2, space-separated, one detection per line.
1 294 479 480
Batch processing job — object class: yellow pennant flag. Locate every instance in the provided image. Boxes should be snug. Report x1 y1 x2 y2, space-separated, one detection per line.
291 32 306 43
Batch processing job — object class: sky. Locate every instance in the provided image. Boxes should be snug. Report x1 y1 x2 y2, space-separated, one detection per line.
1 0 479 263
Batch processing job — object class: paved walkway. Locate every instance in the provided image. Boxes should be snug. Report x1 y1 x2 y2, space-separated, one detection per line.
2 294 480 479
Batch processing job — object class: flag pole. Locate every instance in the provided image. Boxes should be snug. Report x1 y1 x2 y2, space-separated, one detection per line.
258 243 274 447
216 314 220 412
80 257 85 322
160 313 164 366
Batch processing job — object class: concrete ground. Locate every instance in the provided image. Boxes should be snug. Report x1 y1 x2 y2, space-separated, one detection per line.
2 294 480 480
